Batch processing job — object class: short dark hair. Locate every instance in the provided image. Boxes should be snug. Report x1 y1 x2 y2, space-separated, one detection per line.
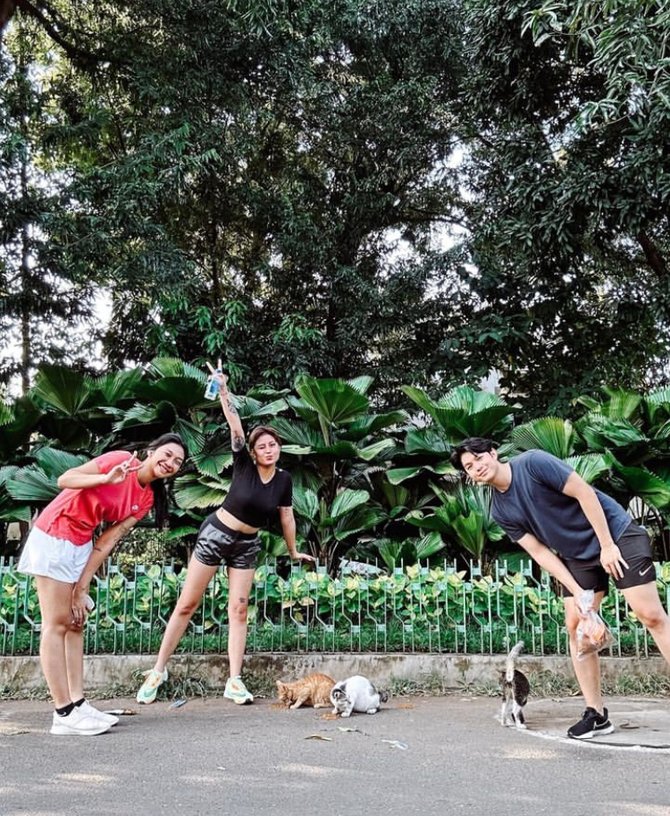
248 425 282 450
450 437 497 472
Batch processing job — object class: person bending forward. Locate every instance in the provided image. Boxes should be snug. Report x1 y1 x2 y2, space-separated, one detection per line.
452 438 670 740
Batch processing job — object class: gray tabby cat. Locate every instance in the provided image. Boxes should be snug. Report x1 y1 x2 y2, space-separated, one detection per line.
500 641 530 729
330 675 388 717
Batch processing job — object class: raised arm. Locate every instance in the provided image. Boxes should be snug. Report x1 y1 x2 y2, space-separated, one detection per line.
208 362 245 451
219 374 245 451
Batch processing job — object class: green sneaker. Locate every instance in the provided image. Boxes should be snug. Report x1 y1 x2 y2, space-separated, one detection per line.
224 676 254 705
136 668 168 704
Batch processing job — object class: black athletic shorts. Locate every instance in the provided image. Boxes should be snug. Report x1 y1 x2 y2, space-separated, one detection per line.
194 513 261 569
560 522 655 597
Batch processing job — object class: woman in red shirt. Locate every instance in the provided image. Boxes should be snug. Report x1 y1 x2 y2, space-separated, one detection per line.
136 367 314 706
18 433 186 736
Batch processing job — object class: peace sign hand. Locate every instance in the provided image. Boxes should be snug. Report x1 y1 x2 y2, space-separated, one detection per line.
104 453 141 484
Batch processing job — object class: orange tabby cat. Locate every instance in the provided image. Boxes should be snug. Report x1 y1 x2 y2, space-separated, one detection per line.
276 673 335 709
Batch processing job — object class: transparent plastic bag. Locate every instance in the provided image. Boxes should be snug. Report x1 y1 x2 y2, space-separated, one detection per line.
576 589 614 660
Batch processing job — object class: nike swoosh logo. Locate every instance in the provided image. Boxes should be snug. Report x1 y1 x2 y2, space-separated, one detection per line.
639 565 653 577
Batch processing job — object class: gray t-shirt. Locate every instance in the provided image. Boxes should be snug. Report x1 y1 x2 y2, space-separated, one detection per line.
491 450 632 560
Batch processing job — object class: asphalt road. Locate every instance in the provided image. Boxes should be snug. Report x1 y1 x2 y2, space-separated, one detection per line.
1 695 668 816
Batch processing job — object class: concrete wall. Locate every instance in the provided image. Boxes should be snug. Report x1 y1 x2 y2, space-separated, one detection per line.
2 653 669 695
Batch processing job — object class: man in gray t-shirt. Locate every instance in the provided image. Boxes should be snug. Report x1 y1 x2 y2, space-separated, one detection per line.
452 438 670 740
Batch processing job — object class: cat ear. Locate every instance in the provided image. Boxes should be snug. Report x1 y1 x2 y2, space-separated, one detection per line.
276 681 283 690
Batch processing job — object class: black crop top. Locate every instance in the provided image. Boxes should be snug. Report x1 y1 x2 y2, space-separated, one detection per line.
221 446 293 528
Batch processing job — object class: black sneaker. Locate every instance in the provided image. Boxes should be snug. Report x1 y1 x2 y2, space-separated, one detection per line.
567 707 614 740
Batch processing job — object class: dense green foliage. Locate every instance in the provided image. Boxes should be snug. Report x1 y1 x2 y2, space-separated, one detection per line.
5 364 670 571
1 1 669 411
3 556 670 657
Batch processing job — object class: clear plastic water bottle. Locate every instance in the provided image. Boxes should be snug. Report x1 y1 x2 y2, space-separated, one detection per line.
204 366 222 400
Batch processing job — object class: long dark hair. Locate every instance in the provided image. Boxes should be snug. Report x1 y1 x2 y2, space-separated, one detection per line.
143 433 186 528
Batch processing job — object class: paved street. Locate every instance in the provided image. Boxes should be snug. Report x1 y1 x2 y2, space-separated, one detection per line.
1 694 668 816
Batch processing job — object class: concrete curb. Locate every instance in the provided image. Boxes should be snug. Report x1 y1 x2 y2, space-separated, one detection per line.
2 652 669 693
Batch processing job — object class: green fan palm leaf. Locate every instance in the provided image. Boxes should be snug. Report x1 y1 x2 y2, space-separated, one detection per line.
295 376 370 427
333 506 386 541
89 368 144 406
7 467 61 503
31 365 91 416
402 385 515 441
508 418 576 458
173 474 230 510
292 486 319 523
565 454 609 484
329 489 370 521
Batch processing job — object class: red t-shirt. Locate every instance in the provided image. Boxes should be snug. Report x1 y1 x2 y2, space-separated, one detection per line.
35 450 154 545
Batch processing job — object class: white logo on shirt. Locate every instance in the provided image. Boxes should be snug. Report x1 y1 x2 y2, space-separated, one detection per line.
131 504 139 511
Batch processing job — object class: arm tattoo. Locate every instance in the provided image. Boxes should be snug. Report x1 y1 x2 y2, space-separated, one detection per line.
93 545 103 553
232 434 245 452
226 397 238 416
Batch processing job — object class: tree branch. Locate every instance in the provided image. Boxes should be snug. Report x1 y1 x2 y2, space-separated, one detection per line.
5 0 122 68
637 230 668 278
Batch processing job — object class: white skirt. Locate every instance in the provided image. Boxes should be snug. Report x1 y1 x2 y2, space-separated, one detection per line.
17 527 92 584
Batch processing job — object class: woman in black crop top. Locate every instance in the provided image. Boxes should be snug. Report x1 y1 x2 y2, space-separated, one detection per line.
137 365 314 706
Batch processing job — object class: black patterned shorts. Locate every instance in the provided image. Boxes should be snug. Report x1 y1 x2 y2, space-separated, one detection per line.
194 513 261 570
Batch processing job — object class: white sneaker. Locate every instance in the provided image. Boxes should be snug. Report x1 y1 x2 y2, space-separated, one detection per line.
77 700 119 726
50 707 111 736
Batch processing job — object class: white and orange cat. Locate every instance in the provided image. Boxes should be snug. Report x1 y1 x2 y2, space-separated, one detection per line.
276 673 336 710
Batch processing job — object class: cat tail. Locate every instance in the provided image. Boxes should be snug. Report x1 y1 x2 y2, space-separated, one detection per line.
506 641 524 682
